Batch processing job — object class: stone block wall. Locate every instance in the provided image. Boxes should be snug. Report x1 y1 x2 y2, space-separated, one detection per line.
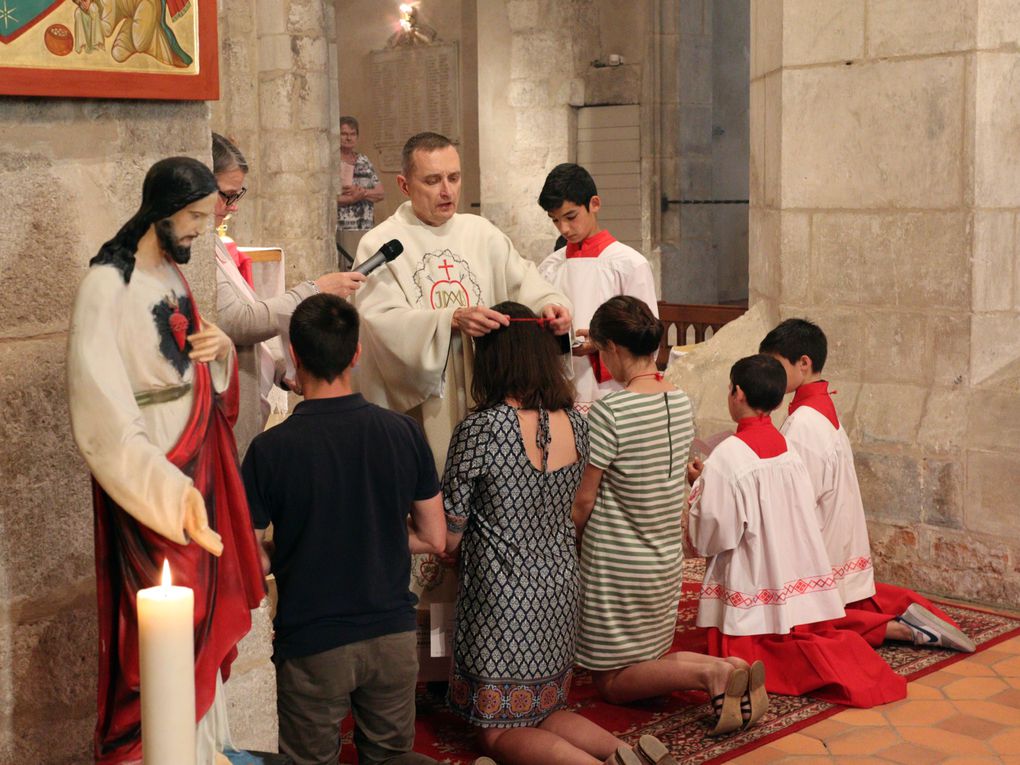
748 0 1020 608
0 99 213 762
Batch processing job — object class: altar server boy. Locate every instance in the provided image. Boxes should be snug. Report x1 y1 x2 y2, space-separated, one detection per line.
538 163 658 411
685 354 907 707
760 318 975 653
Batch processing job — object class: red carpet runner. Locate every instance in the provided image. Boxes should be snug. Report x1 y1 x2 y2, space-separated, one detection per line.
340 573 1020 764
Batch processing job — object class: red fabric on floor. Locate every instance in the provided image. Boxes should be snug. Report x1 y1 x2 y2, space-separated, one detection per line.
848 581 959 625
707 622 906 708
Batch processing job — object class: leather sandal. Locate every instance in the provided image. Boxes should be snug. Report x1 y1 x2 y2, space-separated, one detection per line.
742 660 768 729
708 667 748 736
634 734 680 765
604 746 643 765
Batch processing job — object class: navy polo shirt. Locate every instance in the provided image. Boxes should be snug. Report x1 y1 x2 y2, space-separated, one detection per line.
241 393 440 661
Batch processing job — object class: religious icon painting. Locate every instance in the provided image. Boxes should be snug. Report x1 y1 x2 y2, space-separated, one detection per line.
0 0 218 99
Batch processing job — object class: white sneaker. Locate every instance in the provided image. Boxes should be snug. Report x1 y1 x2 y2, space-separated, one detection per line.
896 603 976 653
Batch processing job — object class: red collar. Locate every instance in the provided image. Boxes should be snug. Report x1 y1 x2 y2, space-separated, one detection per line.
788 380 839 429
565 230 616 259
734 414 787 458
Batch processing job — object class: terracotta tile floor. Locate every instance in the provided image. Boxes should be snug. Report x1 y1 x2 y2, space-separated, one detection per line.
729 635 1020 764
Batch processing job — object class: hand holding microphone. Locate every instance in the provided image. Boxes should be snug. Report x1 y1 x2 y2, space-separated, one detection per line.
314 240 403 298
315 271 367 299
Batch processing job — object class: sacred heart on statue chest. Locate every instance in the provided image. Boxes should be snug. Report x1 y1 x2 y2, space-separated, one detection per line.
151 293 194 376
412 250 483 310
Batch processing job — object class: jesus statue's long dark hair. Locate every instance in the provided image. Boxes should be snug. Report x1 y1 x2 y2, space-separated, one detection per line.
90 156 217 283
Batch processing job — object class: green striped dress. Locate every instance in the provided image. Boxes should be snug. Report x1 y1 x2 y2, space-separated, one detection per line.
576 388 695 670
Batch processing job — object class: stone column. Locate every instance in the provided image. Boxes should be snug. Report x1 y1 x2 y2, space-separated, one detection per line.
747 0 1020 606
255 0 338 280
211 0 261 246
477 0 599 262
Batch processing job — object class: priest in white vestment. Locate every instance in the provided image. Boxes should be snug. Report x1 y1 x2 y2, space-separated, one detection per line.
354 132 572 470
354 133 571 678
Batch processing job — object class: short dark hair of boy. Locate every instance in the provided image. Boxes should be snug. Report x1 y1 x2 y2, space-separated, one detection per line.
589 295 663 357
758 318 827 374
339 115 359 133
471 301 575 412
538 163 598 211
401 131 455 176
730 354 787 413
289 294 359 383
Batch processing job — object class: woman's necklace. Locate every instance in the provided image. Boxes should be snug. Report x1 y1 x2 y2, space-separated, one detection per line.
625 370 663 388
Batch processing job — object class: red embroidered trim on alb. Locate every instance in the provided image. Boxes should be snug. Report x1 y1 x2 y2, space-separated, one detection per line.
700 574 840 609
832 556 873 579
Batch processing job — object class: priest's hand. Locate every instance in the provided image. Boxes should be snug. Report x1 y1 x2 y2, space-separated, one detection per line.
452 306 510 337
572 328 595 357
687 457 704 486
316 271 367 299
183 486 224 557
541 303 572 335
188 320 233 364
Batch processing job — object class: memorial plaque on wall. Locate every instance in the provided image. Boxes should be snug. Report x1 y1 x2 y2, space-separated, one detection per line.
369 43 460 172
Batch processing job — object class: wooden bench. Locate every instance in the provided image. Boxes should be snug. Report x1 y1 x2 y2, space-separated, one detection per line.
656 301 748 370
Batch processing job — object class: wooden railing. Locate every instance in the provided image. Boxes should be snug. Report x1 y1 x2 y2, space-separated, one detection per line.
656 301 748 370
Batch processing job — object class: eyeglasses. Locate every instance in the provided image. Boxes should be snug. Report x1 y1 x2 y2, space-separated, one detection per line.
218 187 247 206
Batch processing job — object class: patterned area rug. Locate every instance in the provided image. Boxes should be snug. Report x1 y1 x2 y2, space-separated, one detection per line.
339 562 1020 764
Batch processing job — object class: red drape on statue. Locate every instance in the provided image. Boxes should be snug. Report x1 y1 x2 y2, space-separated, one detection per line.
707 621 906 708
92 347 265 763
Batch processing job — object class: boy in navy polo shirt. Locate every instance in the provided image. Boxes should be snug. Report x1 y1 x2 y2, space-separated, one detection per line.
242 294 445 765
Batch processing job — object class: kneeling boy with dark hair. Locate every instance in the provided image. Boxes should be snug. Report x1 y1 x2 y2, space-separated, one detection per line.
760 318 975 653
685 355 908 709
242 294 445 765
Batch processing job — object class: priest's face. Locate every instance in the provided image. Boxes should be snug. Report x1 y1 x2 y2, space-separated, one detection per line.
399 146 461 227
160 193 218 264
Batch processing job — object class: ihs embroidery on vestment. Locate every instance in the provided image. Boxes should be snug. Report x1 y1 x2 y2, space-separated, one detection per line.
412 250 483 310
151 293 194 376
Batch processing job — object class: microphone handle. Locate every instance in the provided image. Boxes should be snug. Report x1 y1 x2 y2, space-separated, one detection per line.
354 253 386 276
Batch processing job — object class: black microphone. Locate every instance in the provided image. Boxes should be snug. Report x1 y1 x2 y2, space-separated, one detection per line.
354 239 404 275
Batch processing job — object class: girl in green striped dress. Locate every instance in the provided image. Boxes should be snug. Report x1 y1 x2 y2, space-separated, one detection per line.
572 296 763 737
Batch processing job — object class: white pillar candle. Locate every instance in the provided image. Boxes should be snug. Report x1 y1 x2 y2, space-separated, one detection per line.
137 559 196 765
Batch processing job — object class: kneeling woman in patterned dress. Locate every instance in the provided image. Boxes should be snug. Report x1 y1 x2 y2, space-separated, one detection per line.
443 302 663 765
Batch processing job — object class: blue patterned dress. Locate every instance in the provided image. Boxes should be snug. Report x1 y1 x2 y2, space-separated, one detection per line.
444 405 588 727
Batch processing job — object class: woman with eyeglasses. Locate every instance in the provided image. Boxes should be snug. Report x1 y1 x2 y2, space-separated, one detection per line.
211 132 366 447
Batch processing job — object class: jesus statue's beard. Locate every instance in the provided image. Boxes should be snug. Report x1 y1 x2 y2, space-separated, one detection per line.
155 218 193 265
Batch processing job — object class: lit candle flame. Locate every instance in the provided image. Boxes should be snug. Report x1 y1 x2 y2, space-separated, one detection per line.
161 559 172 589
399 3 414 13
